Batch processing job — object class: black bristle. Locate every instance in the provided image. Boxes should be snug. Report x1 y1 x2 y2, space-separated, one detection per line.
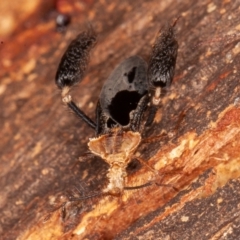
55 30 97 89
148 23 178 88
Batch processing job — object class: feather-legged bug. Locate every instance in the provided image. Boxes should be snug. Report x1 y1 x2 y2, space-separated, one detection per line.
55 20 178 197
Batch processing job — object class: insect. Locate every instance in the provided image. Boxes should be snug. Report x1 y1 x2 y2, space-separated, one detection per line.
55 20 178 197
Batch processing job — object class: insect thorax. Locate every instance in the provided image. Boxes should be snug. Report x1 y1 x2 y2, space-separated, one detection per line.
88 128 141 195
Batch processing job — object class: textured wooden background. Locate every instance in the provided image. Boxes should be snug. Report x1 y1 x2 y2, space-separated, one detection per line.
1 0 240 239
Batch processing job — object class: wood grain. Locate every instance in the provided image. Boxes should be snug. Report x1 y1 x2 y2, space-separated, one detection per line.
1 0 240 239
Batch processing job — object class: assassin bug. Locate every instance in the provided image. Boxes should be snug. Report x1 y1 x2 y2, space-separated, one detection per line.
55 20 178 197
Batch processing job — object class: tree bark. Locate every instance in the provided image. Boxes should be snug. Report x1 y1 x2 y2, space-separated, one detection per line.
1 0 240 239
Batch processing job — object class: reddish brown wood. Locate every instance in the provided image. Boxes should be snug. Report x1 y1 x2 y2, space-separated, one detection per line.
1 0 240 239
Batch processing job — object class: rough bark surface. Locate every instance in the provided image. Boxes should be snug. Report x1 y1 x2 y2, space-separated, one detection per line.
1 0 240 239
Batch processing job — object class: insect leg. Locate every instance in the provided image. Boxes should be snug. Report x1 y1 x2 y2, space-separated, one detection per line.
124 181 178 191
129 94 149 132
68 192 105 201
145 104 158 126
62 92 96 129
146 18 179 126
148 18 179 105
134 157 158 174
55 30 97 129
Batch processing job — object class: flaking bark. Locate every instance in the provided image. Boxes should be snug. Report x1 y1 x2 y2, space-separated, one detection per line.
1 0 240 239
